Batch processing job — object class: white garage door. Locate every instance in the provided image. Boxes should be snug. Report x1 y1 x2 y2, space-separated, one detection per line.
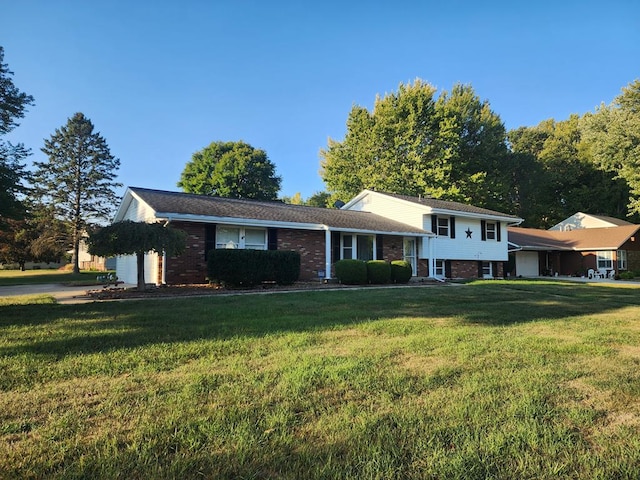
515 251 539 277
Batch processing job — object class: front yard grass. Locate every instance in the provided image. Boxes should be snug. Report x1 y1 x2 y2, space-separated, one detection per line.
2 280 640 479
0 269 115 287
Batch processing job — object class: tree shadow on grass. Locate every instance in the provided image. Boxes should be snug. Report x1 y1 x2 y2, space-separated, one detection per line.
1 282 639 359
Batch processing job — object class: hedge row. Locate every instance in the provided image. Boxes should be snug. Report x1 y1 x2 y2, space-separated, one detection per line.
207 249 300 287
335 259 412 285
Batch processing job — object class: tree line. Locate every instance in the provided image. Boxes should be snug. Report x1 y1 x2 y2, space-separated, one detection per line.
320 78 640 228
2 41 639 272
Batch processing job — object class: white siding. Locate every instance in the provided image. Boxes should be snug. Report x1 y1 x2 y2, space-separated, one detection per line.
515 251 539 277
421 217 509 261
347 194 426 229
115 192 160 285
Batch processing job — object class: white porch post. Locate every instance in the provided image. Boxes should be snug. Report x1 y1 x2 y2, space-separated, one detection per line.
429 236 436 279
324 228 332 280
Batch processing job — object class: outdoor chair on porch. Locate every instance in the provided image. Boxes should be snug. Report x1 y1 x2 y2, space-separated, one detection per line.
588 269 603 279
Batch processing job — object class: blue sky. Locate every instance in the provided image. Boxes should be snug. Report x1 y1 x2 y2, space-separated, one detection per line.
3 1 639 200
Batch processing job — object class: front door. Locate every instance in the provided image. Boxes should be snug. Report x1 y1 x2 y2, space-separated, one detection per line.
403 238 417 276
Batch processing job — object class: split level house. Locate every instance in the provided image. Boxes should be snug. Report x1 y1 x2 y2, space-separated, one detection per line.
508 212 640 278
112 187 523 285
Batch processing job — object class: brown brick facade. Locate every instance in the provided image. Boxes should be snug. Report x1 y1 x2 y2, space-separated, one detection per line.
277 228 326 280
164 222 209 284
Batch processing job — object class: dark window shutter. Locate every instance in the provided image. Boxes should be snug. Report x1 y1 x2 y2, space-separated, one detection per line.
450 217 456 239
331 231 340 262
376 235 384 260
431 215 438 234
204 224 216 260
481 220 486 241
268 228 278 250
492 261 499 277
477 261 483 277
445 260 452 278
496 221 501 242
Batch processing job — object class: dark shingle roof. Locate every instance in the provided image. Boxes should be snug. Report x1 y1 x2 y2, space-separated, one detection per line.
509 225 640 250
378 192 521 219
129 187 429 235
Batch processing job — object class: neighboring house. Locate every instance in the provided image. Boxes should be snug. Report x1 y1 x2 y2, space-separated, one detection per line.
343 190 523 279
549 212 633 231
112 187 522 285
508 222 640 277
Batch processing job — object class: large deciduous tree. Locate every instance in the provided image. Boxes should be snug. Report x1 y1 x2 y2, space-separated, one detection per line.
178 141 281 200
320 80 510 208
582 79 640 215
0 46 34 230
34 112 121 274
88 221 186 291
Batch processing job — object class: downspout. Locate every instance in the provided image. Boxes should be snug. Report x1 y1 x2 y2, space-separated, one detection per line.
162 219 170 285
324 227 332 280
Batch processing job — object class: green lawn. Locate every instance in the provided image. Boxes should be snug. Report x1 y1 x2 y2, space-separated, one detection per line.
0 269 114 286
2 280 640 479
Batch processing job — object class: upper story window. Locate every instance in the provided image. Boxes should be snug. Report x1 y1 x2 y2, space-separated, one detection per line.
437 218 449 236
485 222 496 240
431 215 456 238
481 220 501 242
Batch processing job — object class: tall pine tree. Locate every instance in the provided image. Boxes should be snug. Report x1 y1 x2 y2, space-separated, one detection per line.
34 113 121 273
0 46 34 230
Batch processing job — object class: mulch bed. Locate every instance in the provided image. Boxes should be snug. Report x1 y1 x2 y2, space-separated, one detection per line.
85 280 443 301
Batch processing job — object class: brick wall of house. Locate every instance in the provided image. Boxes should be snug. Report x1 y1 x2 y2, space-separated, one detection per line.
165 222 208 284
277 228 326 281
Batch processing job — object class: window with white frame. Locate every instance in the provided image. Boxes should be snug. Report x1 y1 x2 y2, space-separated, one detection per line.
482 261 492 278
597 251 613 270
437 218 449 236
485 222 496 240
216 226 266 250
341 234 374 261
617 250 627 270
435 259 445 277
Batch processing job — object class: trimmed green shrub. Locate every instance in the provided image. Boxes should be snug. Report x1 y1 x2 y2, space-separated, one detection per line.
272 250 300 285
367 260 391 284
390 260 412 283
207 249 300 287
619 271 636 280
335 259 367 285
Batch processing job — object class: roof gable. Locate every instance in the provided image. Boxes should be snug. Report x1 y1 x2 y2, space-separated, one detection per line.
549 212 633 231
115 187 431 236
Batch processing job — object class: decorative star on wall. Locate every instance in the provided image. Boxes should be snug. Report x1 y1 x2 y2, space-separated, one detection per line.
465 228 473 239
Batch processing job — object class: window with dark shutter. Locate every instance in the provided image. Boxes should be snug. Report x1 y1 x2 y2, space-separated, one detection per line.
450 217 456 239
496 222 501 242
481 220 486 241
376 235 384 260
431 215 438 234
445 260 452 278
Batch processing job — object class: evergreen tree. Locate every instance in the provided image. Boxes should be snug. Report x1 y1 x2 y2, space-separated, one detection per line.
34 113 121 273
0 46 34 230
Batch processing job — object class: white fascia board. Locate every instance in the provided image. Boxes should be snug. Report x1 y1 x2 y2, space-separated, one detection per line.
429 208 523 223
341 190 372 209
156 212 431 237
155 212 326 231
112 188 134 222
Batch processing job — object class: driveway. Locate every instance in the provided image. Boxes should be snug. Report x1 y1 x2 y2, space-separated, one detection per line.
0 283 97 304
